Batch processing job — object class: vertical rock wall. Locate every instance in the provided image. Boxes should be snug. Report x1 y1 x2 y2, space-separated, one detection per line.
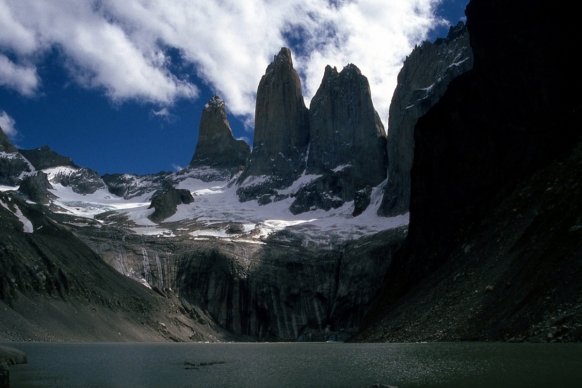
378 22 473 216
189 95 250 173
239 48 309 191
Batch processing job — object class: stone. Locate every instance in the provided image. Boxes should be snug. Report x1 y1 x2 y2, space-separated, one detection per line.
18 171 55 204
307 64 387 185
364 0 582 341
291 64 387 214
19 145 78 170
237 47 310 199
353 186 373 217
0 346 27 365
148 187 194 223
189 95 250 173
378 22 473 217
0 126 17 153
49 167 107 195
0 362 7 388
0 127 32 187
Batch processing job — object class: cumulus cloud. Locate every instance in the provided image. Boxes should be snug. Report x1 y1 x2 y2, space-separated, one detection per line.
0 110 17 137
0 54 39 96
0 0 444 126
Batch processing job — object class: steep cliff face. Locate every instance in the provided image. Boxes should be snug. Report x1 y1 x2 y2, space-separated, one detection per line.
0 126 17 153
378 22 473 217
360 0 582 341
307 64 386 180
73 221 406 340
189 96 250 173
290 64 387 215
0 126 32 187
237 48 310 201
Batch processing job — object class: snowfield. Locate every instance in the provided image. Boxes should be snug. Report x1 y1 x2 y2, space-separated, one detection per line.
41 167 408 245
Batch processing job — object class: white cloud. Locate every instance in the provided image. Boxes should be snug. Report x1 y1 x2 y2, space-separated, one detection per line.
0 110 17 138
0 54 39 96
0 0 443 125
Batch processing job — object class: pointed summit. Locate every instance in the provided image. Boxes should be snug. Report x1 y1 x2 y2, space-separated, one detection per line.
289 63 387 215
307 63 387 183
189 95 250 172
0 125 17 153
1 125 33 186
239 47 309 184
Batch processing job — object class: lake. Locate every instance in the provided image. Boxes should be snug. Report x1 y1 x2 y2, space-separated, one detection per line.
4 342 582 387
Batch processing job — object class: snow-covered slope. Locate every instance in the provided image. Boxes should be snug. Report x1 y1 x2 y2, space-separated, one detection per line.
40 165 408 247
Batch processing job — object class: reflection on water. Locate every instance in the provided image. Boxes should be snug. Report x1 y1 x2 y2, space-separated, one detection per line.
4 342 582 388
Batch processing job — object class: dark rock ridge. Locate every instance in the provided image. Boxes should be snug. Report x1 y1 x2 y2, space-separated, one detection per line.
378 22 473 217
237 47 310 201
291 64 387 215
189 95 250 173
148 187 194 223
359 0 582 342
0 126 17 153
103 168 232 200
19 145 78 170
49 167 107 195
18 171 55 204
0 126 32 187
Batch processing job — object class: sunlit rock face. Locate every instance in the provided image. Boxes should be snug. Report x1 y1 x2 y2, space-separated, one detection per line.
378 22 473 217
189 95 250 173
237 48 310 201
290 64 387 215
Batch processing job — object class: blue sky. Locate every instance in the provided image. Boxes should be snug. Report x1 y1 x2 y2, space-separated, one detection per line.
0 0 468 176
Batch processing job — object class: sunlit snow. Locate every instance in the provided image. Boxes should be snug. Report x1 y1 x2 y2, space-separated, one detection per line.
34 166 408 244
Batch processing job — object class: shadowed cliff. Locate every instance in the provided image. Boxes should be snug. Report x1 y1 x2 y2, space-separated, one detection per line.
359 0 582 342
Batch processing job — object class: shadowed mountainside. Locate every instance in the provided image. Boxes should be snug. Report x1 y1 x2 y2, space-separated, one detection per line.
358 0 582 342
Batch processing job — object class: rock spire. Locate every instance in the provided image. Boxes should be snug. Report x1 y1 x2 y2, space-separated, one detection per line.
0 125 17 153
237 47 309 200
189 95 250 172
290 64 387 215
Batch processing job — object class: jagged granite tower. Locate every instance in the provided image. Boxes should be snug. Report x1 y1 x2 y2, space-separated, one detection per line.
307 64 386 180
290 64 387 215
237 48 309 202
189 95 250 173
378 22 473 216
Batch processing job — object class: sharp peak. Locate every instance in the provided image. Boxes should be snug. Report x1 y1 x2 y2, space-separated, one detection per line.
323 63 362 79
205 95 225 109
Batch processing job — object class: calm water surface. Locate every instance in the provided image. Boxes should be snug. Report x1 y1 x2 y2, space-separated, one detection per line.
4 342 582 387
